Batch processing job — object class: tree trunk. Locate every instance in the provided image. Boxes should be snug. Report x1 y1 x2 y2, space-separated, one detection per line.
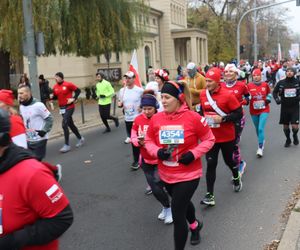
0 50 10 89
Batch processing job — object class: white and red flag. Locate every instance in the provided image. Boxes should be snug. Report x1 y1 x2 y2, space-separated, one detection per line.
129 49 142 87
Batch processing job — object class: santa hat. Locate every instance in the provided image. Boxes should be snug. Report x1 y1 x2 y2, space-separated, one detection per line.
205 67 221 83
154 69 169 81
0 89 14 106
225 63 238 73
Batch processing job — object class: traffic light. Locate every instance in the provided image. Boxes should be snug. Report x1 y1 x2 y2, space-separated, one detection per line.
240 45 246 54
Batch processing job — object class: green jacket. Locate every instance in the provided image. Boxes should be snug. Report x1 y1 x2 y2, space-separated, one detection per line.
95 79 115 105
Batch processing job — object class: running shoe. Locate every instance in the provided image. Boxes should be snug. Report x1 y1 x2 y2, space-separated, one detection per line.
284 138 292 147
56 164 63 182
256 147 263 158
293 134 299 145
239 160 247 176
60 144 71 153
124 137 131 144
200 193 215 206
114 117 119 127
102 128 111 134
190 220 203 245
232 174 243 192
130 162 139 170
76 137 85 147
145 185 152 195
164 207 173 224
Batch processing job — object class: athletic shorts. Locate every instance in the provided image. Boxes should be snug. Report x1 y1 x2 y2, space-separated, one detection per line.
279 107 299 125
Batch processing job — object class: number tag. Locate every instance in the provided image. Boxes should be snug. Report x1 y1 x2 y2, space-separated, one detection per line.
253 100 265 110
59 108 66 114
284 88 296 98
159 125 184 145
26 129 38 140
205 115 220 128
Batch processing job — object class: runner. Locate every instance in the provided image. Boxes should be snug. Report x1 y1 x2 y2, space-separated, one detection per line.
199 67 243 207
52 72 84 153
131 90 172 224
247 69 272 157
273 67 300 147
0 108 73 250
95 72 119 133
222 63 250 175
118 71 144 170
18 85 53 161
0 89 27 148
146 81 215 249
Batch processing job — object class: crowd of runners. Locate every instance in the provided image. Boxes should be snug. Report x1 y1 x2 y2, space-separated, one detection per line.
0 58 299 249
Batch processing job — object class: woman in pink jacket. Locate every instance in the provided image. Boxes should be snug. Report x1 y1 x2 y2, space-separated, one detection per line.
131 91 172 224
146 81 215 250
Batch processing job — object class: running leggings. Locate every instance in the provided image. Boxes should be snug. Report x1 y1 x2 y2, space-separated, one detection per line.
141 160 170 208
125 121 140 163
233 115 246 165
251 113 269 145
62 108 82 145
163 179 200 250
98 104 116 129
205 140 239 194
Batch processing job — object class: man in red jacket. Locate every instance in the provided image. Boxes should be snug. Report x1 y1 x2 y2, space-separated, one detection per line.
200 67 243 206
0 108 73 249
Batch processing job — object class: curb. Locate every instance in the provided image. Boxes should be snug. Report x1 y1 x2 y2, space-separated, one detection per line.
277 199 300 250
48 115 125 141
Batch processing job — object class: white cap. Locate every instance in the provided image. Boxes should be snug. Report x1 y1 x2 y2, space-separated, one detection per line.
187 62 196 70
225 63 238 73
123 71 135 78
219 62 224 67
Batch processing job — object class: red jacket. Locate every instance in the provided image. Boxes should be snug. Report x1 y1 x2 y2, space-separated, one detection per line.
52 81 78 109
247 82 271 115
221 81 249 105
146 105 215 184
131 113 157 165
200 86 241 143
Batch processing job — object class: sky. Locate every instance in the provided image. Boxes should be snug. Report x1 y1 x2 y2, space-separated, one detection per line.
275 1 300 34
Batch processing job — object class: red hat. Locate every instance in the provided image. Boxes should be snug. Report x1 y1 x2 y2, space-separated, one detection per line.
252 69 262 76
205 67 221 83
0 89 14 106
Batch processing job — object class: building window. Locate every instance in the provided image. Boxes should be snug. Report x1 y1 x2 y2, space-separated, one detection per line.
116 52 120 62
153 18 156 25
96 55 100 63
146 17 149 24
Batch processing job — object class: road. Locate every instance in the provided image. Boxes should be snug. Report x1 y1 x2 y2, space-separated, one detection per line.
45 102 300 250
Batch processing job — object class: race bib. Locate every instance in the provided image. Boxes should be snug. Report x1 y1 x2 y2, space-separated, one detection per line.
124 105 135 116
159 125 184 145
284 88 296 98
195 104 201 112
26 129 38 140
59 107 66 114
205 114 220 128
253 100 265 110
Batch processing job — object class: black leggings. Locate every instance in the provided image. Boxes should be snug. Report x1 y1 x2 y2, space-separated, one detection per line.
98 104 116 129
141 160 170 208
205 140 239 194
164 179 200 250
62 108 81 145
125 121 140 163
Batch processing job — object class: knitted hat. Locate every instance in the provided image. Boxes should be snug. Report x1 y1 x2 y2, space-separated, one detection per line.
154 69 169 81
205 67 221 83
140 94 158 108
225 63 238 73
252 69 262 76
187 62 196 70
0 89 14 106
55 72 64 79
161 82 181 100
286 67 296 74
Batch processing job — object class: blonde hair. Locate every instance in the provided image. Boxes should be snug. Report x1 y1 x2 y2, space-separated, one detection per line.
177 80 192 110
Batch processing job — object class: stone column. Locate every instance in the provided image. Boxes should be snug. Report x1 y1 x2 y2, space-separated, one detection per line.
190 37 197 63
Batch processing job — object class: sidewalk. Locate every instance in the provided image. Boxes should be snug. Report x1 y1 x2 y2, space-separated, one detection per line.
49 99 123 140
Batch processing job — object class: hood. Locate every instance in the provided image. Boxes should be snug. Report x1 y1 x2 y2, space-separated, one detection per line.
162 103 189 120
0 143 34 174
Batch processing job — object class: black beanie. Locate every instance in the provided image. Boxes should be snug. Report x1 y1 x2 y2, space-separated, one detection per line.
161 82 180 100
55 72 64 79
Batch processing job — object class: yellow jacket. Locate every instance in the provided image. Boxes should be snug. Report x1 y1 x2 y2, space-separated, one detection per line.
184 72 206 106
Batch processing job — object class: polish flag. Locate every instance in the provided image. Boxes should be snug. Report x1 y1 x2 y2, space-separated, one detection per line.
129 49 142 87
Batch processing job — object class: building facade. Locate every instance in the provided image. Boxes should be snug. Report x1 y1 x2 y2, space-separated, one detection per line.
25 0 208 88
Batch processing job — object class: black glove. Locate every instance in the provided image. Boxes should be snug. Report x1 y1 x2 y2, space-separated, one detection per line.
275 98 281 105
0 234 14 250
157 148 171 161
178 151 195 165
265 99 271 105
99 95 106 98
36 130 47 137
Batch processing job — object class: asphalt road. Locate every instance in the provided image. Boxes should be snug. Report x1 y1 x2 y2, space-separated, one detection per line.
45 102 300 250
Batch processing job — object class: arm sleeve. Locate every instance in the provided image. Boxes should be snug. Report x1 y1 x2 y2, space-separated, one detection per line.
73 88 81 100
10 205 73 249
273 82 280 101
106 82 115 97
190 116 215 159
37 103 53 132
223 107 243 123
130 120 140 147
145 119 160 158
